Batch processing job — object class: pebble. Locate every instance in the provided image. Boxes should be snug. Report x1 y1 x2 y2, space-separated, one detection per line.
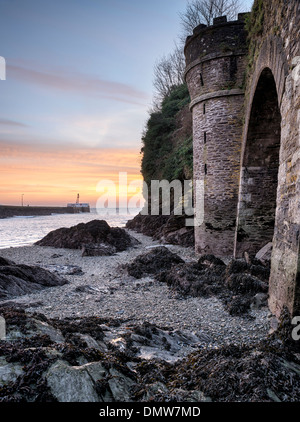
0 230 270 347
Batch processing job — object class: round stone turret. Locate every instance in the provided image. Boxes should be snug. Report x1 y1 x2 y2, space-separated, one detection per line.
184 14 248 256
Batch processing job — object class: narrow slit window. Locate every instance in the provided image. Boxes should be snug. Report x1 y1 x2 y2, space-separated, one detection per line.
204 131 207 144
200 73 204 86
203 103 206 114
204 164 207 175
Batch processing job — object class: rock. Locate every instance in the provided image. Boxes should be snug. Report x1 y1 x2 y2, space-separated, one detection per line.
251 293 268 310
244 251 251 265
45 360 105 402
226 296 252 316
0 258 68 300
269 316 279 333
0 357 23 385
0 257 14 266
126 214 169 238
225 273 268 295
198 254 226 268
125 246 184 279
126 213 195 247
113 322 211 363
1 306 300 403
255 242 272 264
50 254 63 259
71 333 108 352
142 381 169 400
42 264 84 276
81 243 116 256
267 388 281 402
159 214 195 247
32 319 65 343
36 219 140 253
45 352 135 402
73 285 99 294
0 316 5 340
157 253 270 316
107 367 135 402
157 258 225 298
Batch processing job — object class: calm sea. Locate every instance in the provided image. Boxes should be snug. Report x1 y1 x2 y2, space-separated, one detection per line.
0 208 140 249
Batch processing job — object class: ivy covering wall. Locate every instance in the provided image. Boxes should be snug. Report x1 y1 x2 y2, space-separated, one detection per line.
141 83 193 188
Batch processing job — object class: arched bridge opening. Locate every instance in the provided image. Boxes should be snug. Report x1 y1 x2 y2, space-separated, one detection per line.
235 68 281 257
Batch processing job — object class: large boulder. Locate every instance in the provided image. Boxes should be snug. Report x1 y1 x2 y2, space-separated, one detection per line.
35 219 139 253
0 257 68 299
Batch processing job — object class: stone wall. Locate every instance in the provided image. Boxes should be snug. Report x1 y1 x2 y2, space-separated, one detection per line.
184 14 248 256
235 68 281 255
185 0 300 318
235 0 300 318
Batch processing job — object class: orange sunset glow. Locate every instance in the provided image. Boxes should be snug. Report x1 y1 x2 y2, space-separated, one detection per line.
0 0 187 212
0 142 143 207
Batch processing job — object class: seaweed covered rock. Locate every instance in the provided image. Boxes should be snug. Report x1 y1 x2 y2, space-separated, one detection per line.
156 254 270 316
225 273 268 295
158 339 300 402
126 213 194 247
0 306 209 402
0 257 68 300
157 254 226 298
225 258 270 282
125 246 184 279
126 214 169 238
35 220 139 253
1 305 300 403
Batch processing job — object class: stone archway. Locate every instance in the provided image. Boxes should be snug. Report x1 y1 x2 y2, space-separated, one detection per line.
234 67 281 256
235 35 300 318
184 3 300 319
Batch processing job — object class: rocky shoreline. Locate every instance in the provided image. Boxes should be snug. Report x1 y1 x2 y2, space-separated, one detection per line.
0 229 270 346
0 223 300 402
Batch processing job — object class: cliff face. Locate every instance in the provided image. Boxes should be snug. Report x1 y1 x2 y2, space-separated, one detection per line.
126 83 195 247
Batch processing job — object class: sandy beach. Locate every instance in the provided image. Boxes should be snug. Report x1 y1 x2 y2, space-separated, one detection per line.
0 229 270 348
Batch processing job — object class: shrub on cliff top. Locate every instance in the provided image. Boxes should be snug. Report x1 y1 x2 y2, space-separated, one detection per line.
141 83 192 186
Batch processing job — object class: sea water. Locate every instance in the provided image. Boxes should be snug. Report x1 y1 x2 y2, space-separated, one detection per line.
0 208 140 249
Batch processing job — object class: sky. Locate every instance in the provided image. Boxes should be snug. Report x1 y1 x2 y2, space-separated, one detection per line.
0 0 253 207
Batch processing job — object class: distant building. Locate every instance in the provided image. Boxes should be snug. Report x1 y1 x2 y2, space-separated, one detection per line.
67 194 90 212
67 202 90 209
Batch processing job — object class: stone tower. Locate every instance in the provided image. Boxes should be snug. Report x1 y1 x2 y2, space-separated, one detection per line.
184 0 300 319
184 14 248 257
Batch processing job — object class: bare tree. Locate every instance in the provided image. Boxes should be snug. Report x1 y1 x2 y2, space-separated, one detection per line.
152 0 247 106
179 0 245 41
152 43 186 104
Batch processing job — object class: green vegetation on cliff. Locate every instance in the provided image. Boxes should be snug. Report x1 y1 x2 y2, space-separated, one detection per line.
141 83 193 187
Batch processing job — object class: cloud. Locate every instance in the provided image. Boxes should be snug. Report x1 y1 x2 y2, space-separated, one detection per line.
0 118 29 127
0 104 146 150
7 62 149 105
